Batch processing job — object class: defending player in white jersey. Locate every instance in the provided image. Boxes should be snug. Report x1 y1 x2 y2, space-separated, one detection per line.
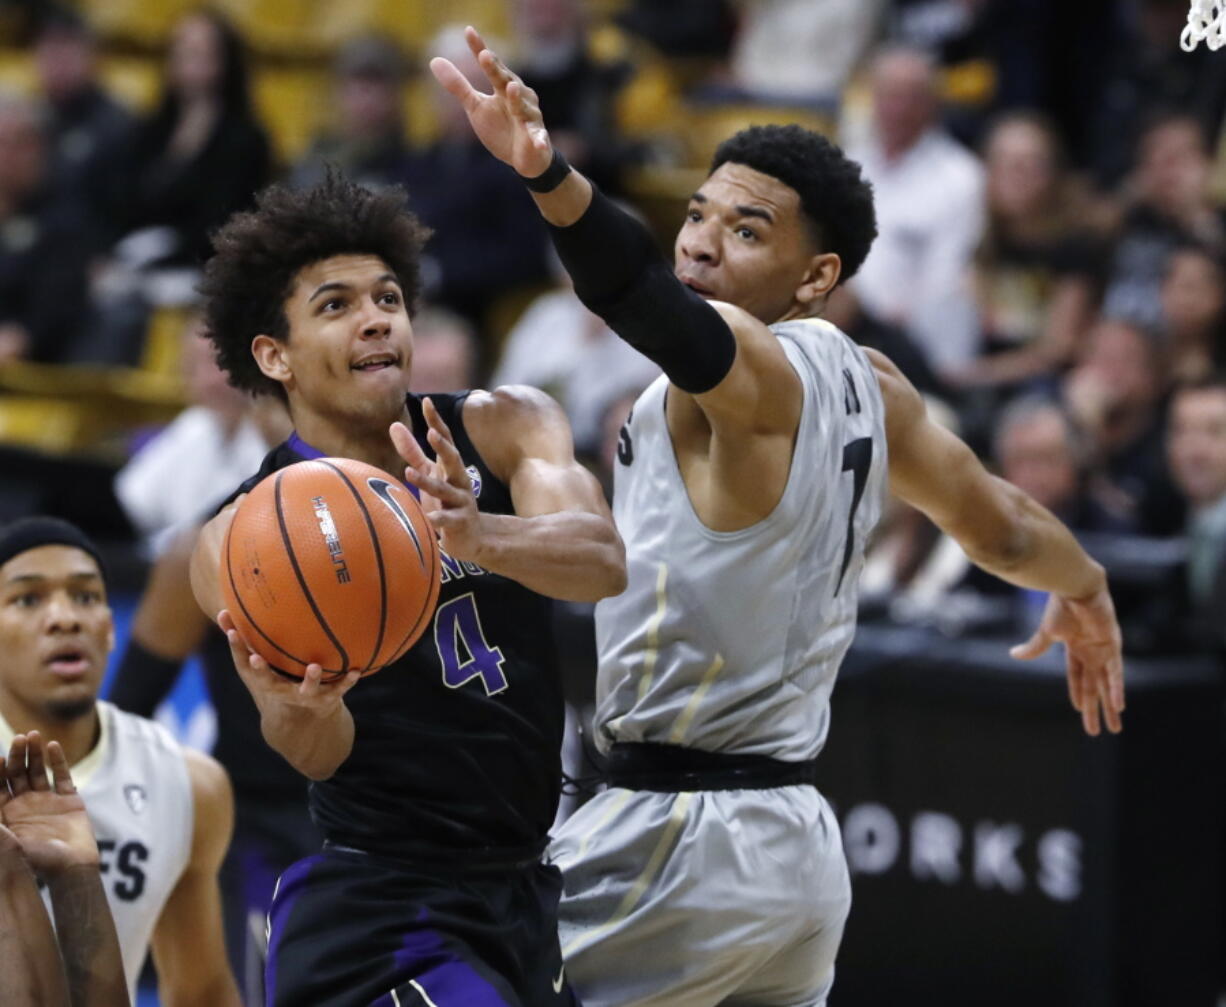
0 517 241 1007
434 28 1125 1007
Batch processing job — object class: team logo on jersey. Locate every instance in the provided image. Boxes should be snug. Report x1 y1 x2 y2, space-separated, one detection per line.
123 783 147 815
466 465 482 498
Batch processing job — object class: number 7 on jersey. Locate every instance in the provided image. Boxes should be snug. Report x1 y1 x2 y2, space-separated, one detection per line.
834 437 873 596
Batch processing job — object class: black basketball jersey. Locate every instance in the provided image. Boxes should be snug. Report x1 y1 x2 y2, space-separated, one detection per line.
227 393 563 864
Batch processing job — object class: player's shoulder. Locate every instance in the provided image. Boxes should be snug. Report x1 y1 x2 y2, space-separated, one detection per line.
179 748 234 863
463 385 573 469
180 748 232 812
465 384 567 425
862 347 923 438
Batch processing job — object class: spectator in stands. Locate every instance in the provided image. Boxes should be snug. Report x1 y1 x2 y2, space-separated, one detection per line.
0 91 92 364
729 0 886 105
958 395 1133 623
398 25 549 333
1062 317 1185 535
290 35 409 193
115 9 271 270
846 46 985 378
1099 113 1224 331
494 249 660 454
407 306 480 394
953 113 1098 392
994 396 1132 533
31 5 132 248
867 396 1129 625
1089 0 1226 188
614 0 736 59
510 0 638 194
1160 243 1226 382
114 313 287 555
1166 374 1226 645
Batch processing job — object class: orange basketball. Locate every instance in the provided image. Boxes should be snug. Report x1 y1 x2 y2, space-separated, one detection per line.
221 458 441 680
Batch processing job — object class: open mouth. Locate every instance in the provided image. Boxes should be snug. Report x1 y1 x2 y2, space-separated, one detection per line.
45 648 89 677
351 353 400 373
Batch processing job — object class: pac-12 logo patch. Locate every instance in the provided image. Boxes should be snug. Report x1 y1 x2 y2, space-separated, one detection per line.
123 784 147 815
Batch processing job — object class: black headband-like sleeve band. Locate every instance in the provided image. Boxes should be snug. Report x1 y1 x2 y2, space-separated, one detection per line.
548 187 736 395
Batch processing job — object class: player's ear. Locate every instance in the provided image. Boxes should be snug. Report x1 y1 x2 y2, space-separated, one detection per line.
252 334 293 385
795 252 841 306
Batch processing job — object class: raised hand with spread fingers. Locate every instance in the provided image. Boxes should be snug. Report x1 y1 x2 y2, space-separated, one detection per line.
1 732 128 1007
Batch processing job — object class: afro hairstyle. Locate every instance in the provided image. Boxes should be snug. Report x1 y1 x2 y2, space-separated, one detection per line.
198 170 431 398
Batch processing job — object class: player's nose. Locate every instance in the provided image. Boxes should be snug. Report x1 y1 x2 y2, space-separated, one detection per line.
358 303 392 338
680 223 719 265
44 593 82 633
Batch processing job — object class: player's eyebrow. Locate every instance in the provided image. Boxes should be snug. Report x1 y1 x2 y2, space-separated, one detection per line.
309 274 401 303
4 571 101 586
308 281 351 302
735 205 774 224
687 193 774 224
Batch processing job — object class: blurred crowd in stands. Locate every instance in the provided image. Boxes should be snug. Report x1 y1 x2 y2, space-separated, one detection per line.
1 0 1225 663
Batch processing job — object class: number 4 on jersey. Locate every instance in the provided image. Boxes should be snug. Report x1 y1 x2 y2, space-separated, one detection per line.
434 593 509 695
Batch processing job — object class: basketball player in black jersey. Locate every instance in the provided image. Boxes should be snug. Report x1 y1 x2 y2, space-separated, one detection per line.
189 173 625 1006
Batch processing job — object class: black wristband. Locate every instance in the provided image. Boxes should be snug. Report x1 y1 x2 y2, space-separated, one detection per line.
523 147 572 193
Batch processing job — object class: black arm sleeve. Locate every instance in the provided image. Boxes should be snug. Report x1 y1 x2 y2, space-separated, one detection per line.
548 186 736 394
105 639 182 717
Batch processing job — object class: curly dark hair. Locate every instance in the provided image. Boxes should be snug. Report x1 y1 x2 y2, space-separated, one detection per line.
711 124 877 284
198 171 431 397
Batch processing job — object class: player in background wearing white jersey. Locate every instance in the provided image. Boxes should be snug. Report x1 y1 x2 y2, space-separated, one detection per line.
435 28 1125 1007
2 730 128 1007
0 517 241 1007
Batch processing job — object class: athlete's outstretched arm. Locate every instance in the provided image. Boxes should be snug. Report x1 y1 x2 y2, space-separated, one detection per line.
429 27 803 442
870 350 1125 736
1 733 129 1007
149 750 241 1007
392 388 626 603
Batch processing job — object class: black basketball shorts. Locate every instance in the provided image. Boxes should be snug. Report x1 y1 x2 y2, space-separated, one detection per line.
264 845 580 1007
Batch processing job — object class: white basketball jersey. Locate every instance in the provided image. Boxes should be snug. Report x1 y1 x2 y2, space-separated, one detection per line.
0 701 194 1004
594 318 888 761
